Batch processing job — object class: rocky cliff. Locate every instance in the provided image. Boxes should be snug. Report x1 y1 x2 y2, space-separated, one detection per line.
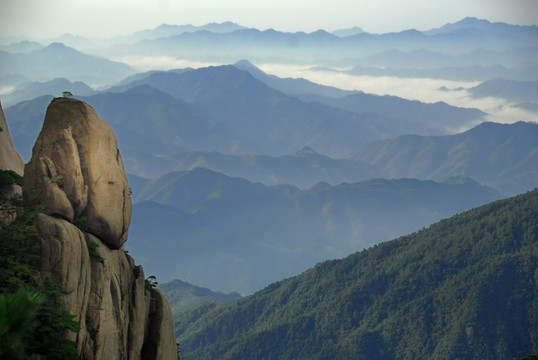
0 102 24 175
0 101 24 203
2 98 177 359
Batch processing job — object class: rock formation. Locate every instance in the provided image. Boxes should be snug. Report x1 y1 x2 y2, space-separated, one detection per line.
0 101 24 175
24 97 132 248
19 97 177 359
0 101 24 224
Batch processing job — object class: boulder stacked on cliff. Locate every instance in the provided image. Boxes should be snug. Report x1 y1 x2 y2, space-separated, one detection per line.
23 97 132 249
2 97 177 359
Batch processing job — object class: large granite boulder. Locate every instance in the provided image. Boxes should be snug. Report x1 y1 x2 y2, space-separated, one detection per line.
23 97 132 249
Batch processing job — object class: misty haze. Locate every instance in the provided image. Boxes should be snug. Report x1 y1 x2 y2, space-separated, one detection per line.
0 1 537 359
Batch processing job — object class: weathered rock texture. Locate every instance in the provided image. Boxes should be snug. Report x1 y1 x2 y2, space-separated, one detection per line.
22 98 177 359
0 101 24 175
24 97 132 249
0 102 23 225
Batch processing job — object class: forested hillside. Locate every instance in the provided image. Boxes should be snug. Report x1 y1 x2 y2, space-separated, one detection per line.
174 188 538 360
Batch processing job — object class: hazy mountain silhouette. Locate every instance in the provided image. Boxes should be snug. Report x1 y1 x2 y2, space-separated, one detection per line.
0 40 44 53
96 18 538 66
112 22 246 45
353 121 538 196
100 65 489 156
331 26 365 37
158 147 379 188
4 95 54 160
94 65 396 157
296 92 485 135
159 279 240 315
2 77 95 107
233 59 352 98
0 42 135 86
127 167 500 293
468 77 538 103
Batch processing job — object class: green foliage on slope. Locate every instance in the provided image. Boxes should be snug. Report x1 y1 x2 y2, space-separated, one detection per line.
0 193 79 359
174 188 538 360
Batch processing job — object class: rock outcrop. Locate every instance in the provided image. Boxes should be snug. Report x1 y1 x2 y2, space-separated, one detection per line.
21 98 177 359
24 97 132 249
0 102 24 175
0 101 24 224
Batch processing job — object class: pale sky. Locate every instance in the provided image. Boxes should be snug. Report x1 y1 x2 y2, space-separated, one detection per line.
1 0 537 39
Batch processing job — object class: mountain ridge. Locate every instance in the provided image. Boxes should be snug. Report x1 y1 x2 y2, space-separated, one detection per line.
127 167 501 293
173 187 538 359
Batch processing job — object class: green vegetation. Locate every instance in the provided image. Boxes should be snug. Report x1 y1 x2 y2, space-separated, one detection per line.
0 287 45 359
74 216 88 232
86 240 104 264
49 175 64 188
145 275 158 291
0 192 79 359
174 189 538 360
0 170 23 188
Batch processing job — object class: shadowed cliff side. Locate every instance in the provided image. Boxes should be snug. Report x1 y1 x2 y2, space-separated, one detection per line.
0 102 24 175
0 102 24 219
19 97 177 359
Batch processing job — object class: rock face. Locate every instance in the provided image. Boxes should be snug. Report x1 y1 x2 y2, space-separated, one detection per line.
24 97 132 249
22 98 177 359
0 102 24 225
0 101 24 175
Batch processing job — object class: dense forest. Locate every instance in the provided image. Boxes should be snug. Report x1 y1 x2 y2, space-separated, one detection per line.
173 188 538 360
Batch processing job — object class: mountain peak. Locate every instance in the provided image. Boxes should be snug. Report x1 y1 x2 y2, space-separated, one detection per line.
43 42 72 51
234 59 256 68
332 26 365 37
457 17 492 26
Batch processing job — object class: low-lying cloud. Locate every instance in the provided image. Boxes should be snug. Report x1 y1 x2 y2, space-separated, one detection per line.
113 56 219 72
257 63 538 128
112 57 537 129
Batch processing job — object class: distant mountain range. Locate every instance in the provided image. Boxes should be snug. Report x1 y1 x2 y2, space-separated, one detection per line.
352 121 538 196
468 77 538 103
1 77 95 107
93 18 537 67
3 64 534 196
126 167 500 294
0 17 536 88
0 42 135 87
0 40 44 54
147 147 379 189
5 64 487 167
173 188 538 359
113 22 247 44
